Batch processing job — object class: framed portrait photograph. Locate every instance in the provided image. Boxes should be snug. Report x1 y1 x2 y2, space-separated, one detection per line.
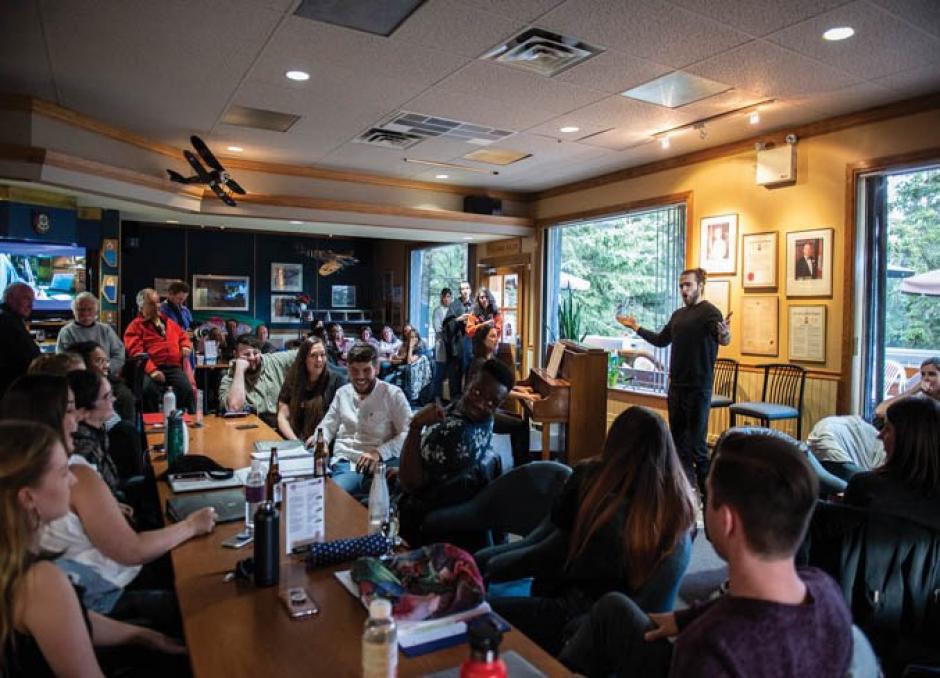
741 296 779 356
786 228 833 297
742 232 777 289
331 285 356 308
271 262 303 292
788 305 827 362
703 279 730 319
700 214 738 276
270 294 302 324
192 275 249 311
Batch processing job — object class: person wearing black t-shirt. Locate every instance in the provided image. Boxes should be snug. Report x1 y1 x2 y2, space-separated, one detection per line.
618 268 731 494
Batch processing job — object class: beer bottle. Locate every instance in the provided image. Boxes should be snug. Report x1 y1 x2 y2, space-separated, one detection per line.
313 428 329 478
265 447 282 506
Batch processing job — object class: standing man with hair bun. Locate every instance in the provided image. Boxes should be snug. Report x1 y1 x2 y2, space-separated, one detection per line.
618 267 731 495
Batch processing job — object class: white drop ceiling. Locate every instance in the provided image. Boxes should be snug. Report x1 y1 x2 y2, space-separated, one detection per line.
1 0 939 194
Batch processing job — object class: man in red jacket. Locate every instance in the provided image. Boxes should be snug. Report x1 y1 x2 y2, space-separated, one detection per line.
124 287 194 412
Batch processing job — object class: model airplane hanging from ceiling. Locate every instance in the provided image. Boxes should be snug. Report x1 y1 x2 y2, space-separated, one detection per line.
296 245 360 276
166 135 246 207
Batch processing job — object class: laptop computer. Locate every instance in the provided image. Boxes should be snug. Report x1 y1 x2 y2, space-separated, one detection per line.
166 489 246 523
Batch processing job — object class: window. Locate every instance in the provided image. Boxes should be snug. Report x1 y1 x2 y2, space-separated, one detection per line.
855 165 940 417
408 243 468 351
543 202 686 395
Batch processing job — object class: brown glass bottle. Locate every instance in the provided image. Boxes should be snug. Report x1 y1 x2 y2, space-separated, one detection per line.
265 447 282 505
313 428 329 478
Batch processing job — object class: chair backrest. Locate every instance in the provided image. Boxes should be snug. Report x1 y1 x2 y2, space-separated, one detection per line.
760 363 807 409
713 358 739 401
883 360 906 398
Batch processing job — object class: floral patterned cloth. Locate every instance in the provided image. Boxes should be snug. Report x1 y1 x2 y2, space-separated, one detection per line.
350 543 485 621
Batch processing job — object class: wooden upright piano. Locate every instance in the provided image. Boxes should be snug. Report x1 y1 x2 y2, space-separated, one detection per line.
516 341 608 465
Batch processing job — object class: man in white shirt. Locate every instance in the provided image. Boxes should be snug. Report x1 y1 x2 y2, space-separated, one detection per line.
431 287 453 401
314 342 412 497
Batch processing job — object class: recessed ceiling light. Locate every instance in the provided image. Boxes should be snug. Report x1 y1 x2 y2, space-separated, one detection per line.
166 219 179 224
435 174 449 179
289 220 304 225
226 145 244 152
823 26 854 41
659 136 671 150
559 126 580 133
285 70 310 81
749 111 760 125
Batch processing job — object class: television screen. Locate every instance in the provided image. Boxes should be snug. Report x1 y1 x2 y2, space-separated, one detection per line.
0 240 87 312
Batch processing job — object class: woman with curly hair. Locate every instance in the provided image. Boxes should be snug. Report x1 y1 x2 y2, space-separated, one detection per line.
466 287 502 339
277 336 344 442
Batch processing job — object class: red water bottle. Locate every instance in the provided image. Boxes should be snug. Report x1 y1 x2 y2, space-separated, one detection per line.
460 618 507 678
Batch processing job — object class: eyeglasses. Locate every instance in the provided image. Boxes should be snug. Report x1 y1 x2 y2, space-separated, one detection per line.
99 390 115 402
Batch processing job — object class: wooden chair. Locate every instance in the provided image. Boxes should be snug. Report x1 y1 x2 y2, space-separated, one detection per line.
710 358 739 409
729 363 808 439
883 359 906 398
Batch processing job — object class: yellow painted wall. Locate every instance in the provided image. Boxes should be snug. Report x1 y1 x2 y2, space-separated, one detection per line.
532 108 940 434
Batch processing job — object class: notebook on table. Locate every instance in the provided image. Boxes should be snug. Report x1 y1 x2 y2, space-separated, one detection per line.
165 489 246 523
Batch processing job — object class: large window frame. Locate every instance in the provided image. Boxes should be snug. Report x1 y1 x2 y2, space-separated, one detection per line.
408 243 469 352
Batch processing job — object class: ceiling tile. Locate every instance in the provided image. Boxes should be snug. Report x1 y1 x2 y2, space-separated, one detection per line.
391 0 525 58
555 49 673 94
869 0 940 39
462 0 565 22
687 39 860 97
875 63 940 97
543 95 695 134
538 0 751 68
667 0 853 38
785 81 898 118
314 142 424 176
434 61 608 115
0 0 57 99
766 0 940 79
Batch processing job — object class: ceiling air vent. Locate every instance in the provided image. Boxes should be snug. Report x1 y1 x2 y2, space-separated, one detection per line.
354 128 424 150
480 28 603 77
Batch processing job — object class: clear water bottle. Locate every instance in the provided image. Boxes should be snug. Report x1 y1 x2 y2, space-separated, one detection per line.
367 461 389 535
162 386 176 429
362 598 397 678
244 459 265 534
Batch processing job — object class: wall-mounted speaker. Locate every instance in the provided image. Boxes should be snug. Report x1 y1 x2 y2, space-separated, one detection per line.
463 195 502 216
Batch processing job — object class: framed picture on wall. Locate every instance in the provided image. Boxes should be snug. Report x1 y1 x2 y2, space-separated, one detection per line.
192 275 249 311
271 262 303 292
740 296 778 356
786 228 833 297
331 285 356 308
789 305 827 362
700 214 737 275
742 232 777 288
703 279 730 318
271 294 302 324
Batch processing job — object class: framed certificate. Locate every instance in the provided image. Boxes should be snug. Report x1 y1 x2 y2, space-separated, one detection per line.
786 228 833 297
700 214 737 275
788 305 827 362
741 296 778 356
742 232 777 289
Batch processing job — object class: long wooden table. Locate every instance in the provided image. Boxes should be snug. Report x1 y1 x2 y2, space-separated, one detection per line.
150 416 569 677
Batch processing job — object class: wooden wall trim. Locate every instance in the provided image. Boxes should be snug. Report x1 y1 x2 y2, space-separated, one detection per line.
536 92 940 201
535 191 693 227
0 94 530 203
838 145 940 412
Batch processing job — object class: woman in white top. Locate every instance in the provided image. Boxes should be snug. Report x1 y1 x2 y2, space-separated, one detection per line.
0 374 217 621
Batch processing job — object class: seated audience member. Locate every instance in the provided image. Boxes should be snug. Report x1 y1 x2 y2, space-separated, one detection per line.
490 407 695 656
67 370 122 496
559 428 854 678
807 415 885 481
357 325 380 350
28 352 85 375
276 336 345 441
310 319 327 343
67 340 136 423
325 322 353 367
56 291 126 376
466 286 502 339
0 282 39 398
0 421 187 677
255 323 277 354
123 288 194 413
311 343 412 496
874 356 939 424
221 318 239 362
218 334 297 428
397 359 515 545
158 280 193 334
377 325 401 359
384 323 433 403
2 375 216 621
845 396 940 531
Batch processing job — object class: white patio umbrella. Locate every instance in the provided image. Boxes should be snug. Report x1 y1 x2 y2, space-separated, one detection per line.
899 269 940 296
560 271 591 291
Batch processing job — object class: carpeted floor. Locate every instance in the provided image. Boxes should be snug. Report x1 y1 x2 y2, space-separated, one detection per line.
676 530 727 609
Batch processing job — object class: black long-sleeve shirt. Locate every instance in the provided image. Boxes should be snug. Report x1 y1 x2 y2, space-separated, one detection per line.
0 304 40 397
637 301 723 389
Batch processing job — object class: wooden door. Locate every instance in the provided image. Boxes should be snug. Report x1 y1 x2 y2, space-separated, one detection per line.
482 265 526 376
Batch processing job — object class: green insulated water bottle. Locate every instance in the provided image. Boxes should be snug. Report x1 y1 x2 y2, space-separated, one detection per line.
167 411 185 465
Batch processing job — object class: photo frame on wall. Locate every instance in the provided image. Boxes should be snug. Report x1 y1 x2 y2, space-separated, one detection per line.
786 228 833 297
192 275 249 311
742 232 777 289
270 294 302 324
789 305 827 362
331 285 356 308
740 296 778 356
703 279 730 319
700 214 738 276
271 262 303 292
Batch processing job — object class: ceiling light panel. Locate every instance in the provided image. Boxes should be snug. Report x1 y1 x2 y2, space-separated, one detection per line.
221 105 301 132
462 148 531 165
480 28 603 77
622 71 732 108
293 0 425 37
